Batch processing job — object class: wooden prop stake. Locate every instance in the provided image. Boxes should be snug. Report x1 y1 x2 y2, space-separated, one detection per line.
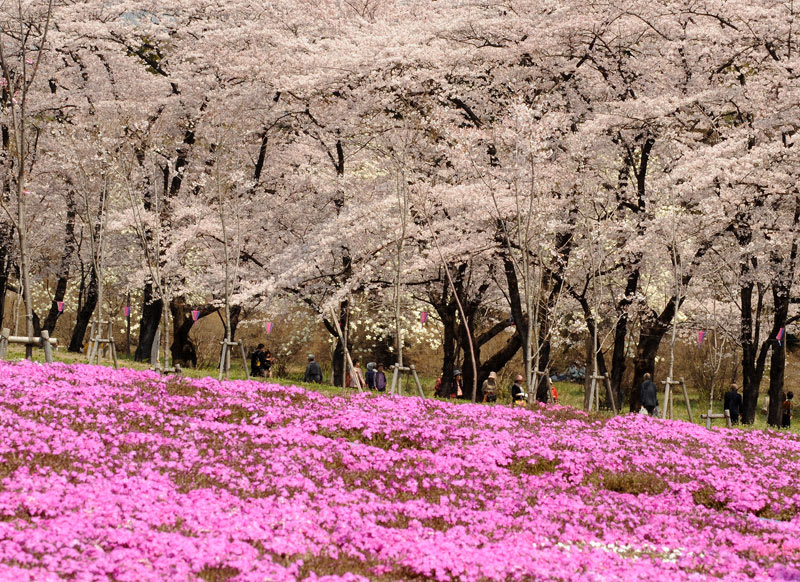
701 409 732 429
390 363 425 398
661 377 693 422
0 327 58 363
88 320 118 369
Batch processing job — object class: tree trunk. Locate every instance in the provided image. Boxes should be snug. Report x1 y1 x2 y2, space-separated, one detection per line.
230 304 242 340
629 299 679 411
439 306 457 397
767 338 785 427
170 296 197 367
68 268 98 352
41 197 77 334
767 284 791 426
329 299 348 387
574 293 609 409
609 269 639 408
740 281 770 423
134 282 163 361
432 277 459 397
0 221 14 329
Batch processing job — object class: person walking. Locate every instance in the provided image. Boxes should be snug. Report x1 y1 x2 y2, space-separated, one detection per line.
723 384 743 424
511 374 525 405
250 344 268 378
482 371 498 403
303 353 323 383
365 362 376 390
782 392 794 428
640 373 659 416
375 363 387 392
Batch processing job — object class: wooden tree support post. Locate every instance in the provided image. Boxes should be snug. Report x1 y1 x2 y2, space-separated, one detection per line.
218 339 250 381
0 327 58 363
661 377 693 422
587 374 617 414
701 409 732 429
0 328 8 359
87 320 119 369
390 363 425 398
154 364 183 376
41 330 54 364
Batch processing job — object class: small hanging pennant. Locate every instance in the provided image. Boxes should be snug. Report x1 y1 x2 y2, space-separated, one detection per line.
420 311 428 325
191 309 200 322
123 305 130 318
265 321 274 334
777 327 785 346
697 330 706 348
56 301 64 313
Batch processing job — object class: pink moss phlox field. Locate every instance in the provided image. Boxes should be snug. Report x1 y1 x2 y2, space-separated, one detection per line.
1 362 800 581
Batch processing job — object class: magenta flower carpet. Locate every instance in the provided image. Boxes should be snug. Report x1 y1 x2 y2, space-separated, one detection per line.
0 361 798 581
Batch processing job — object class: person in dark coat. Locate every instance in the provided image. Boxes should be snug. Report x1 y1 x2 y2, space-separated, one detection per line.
640 373 659 416
375 363 387 392
303 353 323 383
365 362 376 390
782 391 794 428
511 374 525 405
250 344 268 377
723 383 743 424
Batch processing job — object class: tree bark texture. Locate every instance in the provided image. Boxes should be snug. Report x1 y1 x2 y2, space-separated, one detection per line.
134 282 163 361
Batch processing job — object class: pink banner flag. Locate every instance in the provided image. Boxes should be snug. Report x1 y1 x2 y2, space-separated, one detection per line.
777 327 785 346
420 311 428 325
56 301 64 313
191 310 200 322
697 330 705 348
123 305 130 318
265 321 274 334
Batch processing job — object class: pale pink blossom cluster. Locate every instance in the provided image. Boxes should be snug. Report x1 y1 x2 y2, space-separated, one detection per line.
0 360 799 581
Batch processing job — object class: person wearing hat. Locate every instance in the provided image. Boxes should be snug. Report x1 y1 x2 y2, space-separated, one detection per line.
511 374 526 405
452 369 464 398
365 362 376 390
303 353 323 383
482 371 498 403
375 363 387 392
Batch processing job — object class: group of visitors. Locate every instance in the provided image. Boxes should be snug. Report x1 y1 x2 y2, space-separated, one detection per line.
641 373 746 422
301 354 388 391
432 369 556 405
642 374 796 429
249 344 275 378
342 359 388 391
721 384 794 428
